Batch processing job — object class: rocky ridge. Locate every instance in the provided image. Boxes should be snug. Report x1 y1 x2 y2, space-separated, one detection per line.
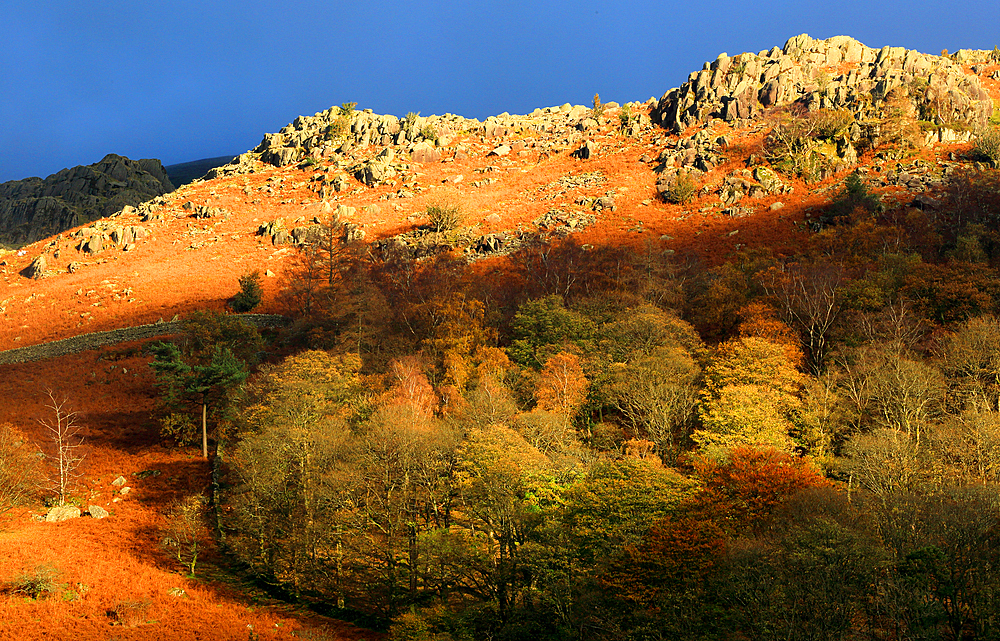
651 34 994 133
0 154 174 246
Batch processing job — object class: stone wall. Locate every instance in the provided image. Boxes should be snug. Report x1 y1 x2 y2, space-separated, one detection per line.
0 314 288 365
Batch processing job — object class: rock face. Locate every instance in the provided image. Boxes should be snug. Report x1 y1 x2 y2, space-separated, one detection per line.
0 154 174 246
652 34 992 133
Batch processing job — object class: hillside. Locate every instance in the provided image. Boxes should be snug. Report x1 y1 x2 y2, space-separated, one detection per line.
0 33 999 640
165 156 241 188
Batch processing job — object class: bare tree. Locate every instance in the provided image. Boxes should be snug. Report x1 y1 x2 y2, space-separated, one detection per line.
38 391 85 506
763 261 844 375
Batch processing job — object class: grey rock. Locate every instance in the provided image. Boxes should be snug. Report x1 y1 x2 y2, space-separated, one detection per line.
573 141 599 159
22 254 46 280
45 505 81 522
88 505 109 519
81 234 104 254
0 154 174 245
342 223 366 243
410 142 441 164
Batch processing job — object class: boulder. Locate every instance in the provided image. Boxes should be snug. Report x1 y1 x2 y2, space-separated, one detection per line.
342 223 366 243
81 234 104 254
573 141 599 159
410 142 441 164
88 505 109 519
45 505 81 522
22 254 46 279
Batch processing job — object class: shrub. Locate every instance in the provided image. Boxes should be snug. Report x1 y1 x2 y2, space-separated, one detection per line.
404 111 420 134
325 117 350 140
340 101 357 116
591 93 605 120
619 102 634 130
231 270 262 313
0 422 40 517
662 172 697 204
9 565 61 599
159 412 197 446
426 201 465 232
420 124 438 144
108 600 150 627
975 125 1000 167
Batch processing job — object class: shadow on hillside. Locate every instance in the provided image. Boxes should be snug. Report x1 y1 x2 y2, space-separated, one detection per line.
83 407 164 453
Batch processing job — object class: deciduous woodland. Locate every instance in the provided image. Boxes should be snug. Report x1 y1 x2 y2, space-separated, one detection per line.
197 161 1000 639
1 35 1000 641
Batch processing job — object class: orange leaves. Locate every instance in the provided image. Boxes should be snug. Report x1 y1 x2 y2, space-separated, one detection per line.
535 351 588 418
693 447 829 532
389 355 438 418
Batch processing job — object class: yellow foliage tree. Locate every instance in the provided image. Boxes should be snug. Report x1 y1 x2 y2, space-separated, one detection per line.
695 337 804 461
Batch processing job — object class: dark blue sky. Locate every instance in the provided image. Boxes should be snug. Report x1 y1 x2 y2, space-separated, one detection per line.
2 0 998 183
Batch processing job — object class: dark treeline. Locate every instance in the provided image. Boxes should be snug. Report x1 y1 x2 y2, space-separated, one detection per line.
154 163 1000 640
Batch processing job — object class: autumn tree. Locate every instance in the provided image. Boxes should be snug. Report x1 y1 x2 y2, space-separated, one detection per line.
694 337 804 460
226 351 362 598
611 346 700 460
450 425 551 622
162 494 208 576
535 351 588 419
938 314 1000 412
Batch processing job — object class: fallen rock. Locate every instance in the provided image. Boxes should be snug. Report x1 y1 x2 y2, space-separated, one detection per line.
88 505 109 519
573 140 599 159
45 505 81 522
22 254 46 279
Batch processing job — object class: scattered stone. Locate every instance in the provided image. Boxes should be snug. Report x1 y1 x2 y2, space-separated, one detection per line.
111 476 126 487
88 505 109 519
45 505 81 522
22 255 46 280
573 140 599 159
770 202 785 210
489 145 512 157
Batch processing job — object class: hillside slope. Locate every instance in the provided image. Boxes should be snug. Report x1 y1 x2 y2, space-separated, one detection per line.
0 33 998 640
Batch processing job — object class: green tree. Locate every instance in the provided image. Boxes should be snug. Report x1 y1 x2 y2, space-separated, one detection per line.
150 342 247 458
230 270 262 312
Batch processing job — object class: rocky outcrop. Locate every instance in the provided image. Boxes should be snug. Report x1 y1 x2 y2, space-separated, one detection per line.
209 99 655 187
652 35 992 133
0 154 174 246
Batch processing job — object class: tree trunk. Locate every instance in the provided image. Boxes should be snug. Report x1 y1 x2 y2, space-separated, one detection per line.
202 402 208 459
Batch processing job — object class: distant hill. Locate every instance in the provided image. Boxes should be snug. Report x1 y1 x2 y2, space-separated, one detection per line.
0 154 174 247
165 155 238 187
